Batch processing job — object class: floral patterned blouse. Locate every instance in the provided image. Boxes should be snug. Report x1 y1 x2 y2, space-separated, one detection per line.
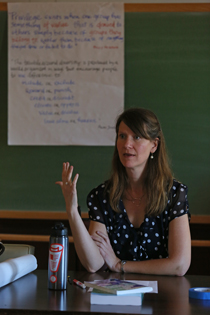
87 179 190 261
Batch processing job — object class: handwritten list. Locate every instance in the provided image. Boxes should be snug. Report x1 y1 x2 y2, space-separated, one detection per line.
8 2 124 145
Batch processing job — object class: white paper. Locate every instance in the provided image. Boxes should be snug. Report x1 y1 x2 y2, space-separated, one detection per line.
8 2 124 145
0 254 38 288
128 280 158 293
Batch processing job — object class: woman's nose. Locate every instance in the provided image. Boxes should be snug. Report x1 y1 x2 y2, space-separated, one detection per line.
124 137 133 148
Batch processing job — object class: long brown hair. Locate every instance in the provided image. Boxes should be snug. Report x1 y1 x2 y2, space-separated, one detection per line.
107 108 173 216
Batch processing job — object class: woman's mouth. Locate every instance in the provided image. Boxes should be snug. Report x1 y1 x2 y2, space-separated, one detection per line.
123 153 135 157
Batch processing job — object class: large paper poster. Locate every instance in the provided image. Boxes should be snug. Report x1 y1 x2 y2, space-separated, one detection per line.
8 2 124 145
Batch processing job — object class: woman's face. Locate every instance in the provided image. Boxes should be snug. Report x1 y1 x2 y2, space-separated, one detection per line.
116 121 158 174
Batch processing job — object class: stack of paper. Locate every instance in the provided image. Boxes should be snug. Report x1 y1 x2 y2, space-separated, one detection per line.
85 278 155 306
90 289 144 305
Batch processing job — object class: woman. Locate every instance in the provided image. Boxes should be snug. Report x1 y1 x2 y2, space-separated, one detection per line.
56 108 191 276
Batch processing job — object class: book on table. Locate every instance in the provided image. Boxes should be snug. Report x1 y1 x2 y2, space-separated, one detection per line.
84 278 153 296
90 288 144 305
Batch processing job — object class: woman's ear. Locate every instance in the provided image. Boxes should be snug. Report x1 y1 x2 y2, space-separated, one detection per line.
151 138 159 154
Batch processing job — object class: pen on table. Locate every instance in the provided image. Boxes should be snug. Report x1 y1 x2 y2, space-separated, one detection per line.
73 279 86 289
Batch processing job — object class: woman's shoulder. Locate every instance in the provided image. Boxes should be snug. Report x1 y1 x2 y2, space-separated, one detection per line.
170 179 188 194
87 181 108 199
168 179 189 207
166 178 190 219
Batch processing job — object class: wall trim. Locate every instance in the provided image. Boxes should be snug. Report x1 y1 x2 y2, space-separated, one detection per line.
0 210 209 223
1 3 210 12
1 233 209 247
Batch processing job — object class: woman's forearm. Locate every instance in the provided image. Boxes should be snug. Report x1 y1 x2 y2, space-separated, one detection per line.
67 207 105 272
56 162 104 272
120 256 190 276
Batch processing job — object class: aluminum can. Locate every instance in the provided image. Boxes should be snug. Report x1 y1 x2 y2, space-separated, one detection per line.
48 222 69 290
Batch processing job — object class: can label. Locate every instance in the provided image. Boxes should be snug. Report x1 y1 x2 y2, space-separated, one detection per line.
49 243 64 273
50 275 57 283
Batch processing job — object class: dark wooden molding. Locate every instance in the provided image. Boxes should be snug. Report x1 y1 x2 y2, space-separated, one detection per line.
1 3 210 12
124 3 210 12
0 233 74 243
0 210 209 224
1 233 209 248
0 210 88 220
0 3 7 11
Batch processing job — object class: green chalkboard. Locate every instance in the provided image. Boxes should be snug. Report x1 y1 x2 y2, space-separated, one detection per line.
0 12 210 215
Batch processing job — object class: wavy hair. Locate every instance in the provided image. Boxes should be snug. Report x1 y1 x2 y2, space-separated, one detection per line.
106 108 173 216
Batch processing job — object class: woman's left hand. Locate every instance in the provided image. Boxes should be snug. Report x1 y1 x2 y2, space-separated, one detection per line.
91 231 121 272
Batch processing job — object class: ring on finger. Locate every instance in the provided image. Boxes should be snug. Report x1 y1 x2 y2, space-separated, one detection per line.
65 182 68 185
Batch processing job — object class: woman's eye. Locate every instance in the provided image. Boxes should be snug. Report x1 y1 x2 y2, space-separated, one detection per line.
134 135 140 140
118 133 125 139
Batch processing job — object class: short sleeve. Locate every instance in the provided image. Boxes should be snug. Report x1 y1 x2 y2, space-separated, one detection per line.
87 185 106 224
168 181 190 222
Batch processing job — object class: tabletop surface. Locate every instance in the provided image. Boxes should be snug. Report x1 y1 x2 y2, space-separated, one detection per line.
0 270 210 315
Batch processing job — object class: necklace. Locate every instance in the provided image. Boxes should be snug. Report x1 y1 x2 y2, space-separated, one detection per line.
124 191 145 207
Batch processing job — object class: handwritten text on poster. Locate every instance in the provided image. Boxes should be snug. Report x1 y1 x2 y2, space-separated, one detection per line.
8 2 124 145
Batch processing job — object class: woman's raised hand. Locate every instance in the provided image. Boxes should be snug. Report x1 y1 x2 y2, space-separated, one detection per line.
55 162 79 211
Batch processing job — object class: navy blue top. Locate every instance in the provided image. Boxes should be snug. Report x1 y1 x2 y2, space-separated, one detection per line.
87 179 190 261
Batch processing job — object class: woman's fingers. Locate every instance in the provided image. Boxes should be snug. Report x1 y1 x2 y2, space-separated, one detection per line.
72 173 79 186
91 232 110 248
91 236 106 256
66 164 74 183
96 231 110 243
61 162 76 185
57 163 79 193
62 162 70 183
61 162 67 183
55 181 63 187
